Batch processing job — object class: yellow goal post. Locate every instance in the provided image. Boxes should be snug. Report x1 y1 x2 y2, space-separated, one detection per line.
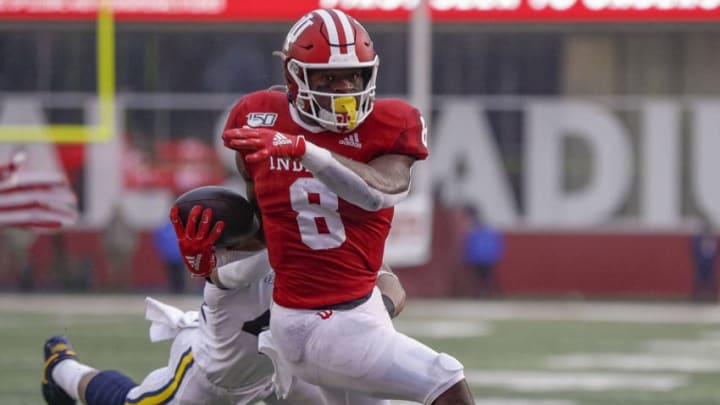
0 0 115 143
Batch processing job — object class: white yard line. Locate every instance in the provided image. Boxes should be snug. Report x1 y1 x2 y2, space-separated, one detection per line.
401 300 720 324
391 399 575 405
3 294 720 324
394 319 491 338
646 339 720 355
470 400 575 405
701 329 720 339
464 370 687 392
547 353 720 372
0 293 201 315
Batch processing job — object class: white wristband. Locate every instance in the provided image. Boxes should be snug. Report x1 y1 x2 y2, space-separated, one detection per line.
301 142 334 172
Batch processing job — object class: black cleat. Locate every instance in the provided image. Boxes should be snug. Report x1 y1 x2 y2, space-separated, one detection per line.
41 335 77 405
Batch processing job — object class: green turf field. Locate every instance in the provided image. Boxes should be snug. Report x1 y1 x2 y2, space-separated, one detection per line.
2 294 720 404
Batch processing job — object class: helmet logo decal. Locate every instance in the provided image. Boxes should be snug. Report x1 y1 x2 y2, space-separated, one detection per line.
283 13 315 52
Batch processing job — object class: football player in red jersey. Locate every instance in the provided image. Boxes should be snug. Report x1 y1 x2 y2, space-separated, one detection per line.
222 8 474 405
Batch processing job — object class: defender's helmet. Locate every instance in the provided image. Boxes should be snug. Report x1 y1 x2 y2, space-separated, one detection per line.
279 9 379 133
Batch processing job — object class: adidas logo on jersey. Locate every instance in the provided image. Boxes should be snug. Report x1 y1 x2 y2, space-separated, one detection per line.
339 133 362 149
273 133 293 146
316 310 333 320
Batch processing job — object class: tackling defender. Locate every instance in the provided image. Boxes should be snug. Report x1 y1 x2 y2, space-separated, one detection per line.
221 8 474 405
41 189 406 405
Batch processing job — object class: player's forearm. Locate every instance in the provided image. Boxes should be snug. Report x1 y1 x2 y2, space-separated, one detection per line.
332 153 409 194
212 249 270 289
376 264 406 318
301 142 410 211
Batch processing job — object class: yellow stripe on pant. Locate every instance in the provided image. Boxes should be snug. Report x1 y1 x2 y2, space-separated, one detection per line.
125 348 194 405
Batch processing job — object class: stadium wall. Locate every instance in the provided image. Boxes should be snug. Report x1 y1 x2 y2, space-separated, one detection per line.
1 207 697 300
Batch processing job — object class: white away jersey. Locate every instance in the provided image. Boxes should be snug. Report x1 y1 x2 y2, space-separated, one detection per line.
192 271 275 390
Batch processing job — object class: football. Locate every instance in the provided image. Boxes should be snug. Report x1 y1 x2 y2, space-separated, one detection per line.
173 185 259 248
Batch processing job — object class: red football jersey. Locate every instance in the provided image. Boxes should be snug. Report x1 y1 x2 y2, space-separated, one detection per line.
224 89 428 308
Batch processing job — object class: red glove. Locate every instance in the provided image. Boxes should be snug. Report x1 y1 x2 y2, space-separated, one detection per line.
223 127 306 163
170 205 225 278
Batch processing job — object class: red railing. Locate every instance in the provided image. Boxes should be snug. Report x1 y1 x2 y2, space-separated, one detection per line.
1 0 719 22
